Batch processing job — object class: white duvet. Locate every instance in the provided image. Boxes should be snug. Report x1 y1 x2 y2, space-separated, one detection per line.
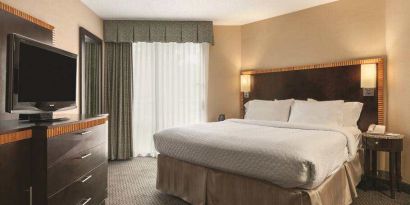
154 119 361 189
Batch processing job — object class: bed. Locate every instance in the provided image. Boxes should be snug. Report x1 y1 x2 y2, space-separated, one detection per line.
154 58 385 205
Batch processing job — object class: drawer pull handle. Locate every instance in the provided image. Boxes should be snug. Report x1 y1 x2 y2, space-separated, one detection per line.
80 153 92 159
78 130 93 135
24 186 32 205
81 175 93 183
79 197 92 205
375 141 379 145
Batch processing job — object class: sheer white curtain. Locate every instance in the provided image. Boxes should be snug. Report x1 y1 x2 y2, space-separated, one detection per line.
132 42 209 157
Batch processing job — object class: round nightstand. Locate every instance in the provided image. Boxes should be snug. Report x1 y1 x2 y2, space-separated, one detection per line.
362 132 404 199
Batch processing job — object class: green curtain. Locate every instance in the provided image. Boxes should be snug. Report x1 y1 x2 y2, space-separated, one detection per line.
104 42 133 160
84 43 102 115
104 20 214 44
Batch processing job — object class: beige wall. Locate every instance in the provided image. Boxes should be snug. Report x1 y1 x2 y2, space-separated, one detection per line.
208 26 242 121
241 0 386 69
386 0 410 183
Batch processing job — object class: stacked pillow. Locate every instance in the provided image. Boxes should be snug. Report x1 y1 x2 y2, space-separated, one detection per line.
244 99 294 122
306 99 363 127
288 100 344 126
244 98 363 127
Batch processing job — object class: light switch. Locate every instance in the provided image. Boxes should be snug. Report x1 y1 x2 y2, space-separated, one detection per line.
363 88 375 96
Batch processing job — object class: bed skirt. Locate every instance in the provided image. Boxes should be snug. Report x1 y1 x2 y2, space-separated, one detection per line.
156 150 363 205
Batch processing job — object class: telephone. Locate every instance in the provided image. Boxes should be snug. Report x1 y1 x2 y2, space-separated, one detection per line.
367 124 386 134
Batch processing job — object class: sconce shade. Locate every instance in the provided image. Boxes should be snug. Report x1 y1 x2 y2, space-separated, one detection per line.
361 64 377 88
241 75 251 93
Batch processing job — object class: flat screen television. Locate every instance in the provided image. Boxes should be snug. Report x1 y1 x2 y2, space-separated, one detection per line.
6 33 77 117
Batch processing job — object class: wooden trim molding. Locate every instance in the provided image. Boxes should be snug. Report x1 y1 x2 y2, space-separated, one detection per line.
0 130 32 145
241 58 383 75
240 57 385 125
46 118 107 138
377 60 385 125
0 1 54 31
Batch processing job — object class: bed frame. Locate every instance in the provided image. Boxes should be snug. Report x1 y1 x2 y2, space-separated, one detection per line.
157 57 385 205
240 57 385 131
157 152 363 205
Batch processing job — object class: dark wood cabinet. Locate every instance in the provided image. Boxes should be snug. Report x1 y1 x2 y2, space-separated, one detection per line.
47 163 108 205
0 137 31 205
32 116 108 205
0 115 108 205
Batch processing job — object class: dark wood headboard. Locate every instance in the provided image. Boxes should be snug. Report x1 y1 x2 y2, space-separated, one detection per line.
240 58 385 132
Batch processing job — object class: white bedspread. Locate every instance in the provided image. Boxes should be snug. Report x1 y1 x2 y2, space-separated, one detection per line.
153 119 360 189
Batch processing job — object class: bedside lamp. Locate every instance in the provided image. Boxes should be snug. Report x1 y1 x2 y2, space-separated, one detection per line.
241 75 251 98
361 64 377 96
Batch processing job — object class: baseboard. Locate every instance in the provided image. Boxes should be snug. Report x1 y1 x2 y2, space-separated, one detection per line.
359 178 410 195
400 181 410 194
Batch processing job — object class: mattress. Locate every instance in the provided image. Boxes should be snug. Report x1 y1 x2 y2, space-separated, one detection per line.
154 119 361 189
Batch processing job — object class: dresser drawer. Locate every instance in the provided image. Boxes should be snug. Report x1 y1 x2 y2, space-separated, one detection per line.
48 162 108 205
47 143 107 196
47 123 107 166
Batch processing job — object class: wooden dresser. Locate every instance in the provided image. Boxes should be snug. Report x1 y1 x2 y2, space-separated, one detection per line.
0 128 32 205
0 114 108 205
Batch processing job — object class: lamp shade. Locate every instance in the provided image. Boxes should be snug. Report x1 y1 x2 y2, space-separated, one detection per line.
361 64 377 88
241 75 251 92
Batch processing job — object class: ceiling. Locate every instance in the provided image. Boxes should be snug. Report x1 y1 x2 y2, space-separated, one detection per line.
81 0 338 25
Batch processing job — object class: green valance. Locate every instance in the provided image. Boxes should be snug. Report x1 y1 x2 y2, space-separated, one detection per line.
104 20 214 44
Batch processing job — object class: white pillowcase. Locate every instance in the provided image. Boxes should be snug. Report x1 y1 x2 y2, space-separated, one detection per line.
244 99 295 109
289 100 344 126
307 99 363 127
342 102 364 126
245 99 294 122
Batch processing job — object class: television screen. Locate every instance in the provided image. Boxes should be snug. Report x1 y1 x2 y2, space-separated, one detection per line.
18 42 77 102
6 33 77 114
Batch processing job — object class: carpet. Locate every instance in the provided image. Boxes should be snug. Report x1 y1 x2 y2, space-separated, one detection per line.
108 157 410 205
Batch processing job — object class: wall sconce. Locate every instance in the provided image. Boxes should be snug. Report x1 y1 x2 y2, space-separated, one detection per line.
361 63 377 96
241 74 251 98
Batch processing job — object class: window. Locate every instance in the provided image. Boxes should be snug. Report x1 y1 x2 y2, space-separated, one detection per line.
132 42 209 156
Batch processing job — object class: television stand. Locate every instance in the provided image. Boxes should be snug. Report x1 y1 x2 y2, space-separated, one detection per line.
19 113 69 122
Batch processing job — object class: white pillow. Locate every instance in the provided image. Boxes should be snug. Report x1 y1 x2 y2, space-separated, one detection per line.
289 100 344 126
245 99 294 122
275 99 295 103
244 100 269 110
244 99 295 109
307 99 363 127
342 102 364 126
